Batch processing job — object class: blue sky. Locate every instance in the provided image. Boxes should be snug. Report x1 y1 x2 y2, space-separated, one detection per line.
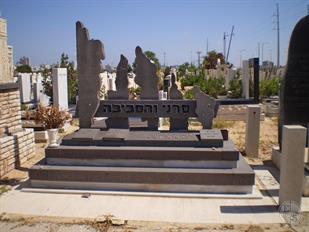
1 0 308 68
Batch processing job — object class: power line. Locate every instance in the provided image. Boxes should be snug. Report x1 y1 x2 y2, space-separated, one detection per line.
226 25 234 62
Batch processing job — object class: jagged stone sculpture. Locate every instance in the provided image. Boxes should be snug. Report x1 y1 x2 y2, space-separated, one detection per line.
193 86 216 129
106 55 129 128
169 73 188 130
76 21 104 128
108 55 129 100
134 46 159 130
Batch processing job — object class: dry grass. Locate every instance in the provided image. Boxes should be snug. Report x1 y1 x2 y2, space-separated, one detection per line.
228 117 278 162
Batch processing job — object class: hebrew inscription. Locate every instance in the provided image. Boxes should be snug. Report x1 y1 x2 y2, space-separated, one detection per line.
96 100 196 119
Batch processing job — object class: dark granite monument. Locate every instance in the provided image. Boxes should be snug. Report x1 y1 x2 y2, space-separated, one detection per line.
28 22 255 194
76 21 104 128
169 73 188 130
279 15 309 146
106 55 129 128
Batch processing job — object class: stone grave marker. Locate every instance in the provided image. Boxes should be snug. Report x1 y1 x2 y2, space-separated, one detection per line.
18 73 31 103
52 68 68 110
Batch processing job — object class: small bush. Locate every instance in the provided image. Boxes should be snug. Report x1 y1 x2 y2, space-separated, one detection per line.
260 77 281 98
228 78 242 98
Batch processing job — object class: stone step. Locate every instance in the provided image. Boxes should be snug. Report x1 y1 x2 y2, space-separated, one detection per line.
61 129 224 148
45 142 239 169
29 155 254 194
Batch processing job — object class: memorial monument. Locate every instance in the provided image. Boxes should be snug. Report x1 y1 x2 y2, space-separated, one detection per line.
28 22 255 194
279 15 309 147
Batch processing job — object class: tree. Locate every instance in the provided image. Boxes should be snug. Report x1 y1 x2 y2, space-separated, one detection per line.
228 78 242 98
41 65 53 97
203 50 225 69
132 50 161 72
16 65 32 73
163 66 171 77
177 62 190 77
59 53 78 104
144 51 160 69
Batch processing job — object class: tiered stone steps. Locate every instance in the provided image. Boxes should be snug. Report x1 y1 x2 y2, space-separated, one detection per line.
29 130 255 194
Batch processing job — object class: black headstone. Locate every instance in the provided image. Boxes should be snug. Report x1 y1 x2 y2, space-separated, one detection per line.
249 57 259 103
279 15 309 146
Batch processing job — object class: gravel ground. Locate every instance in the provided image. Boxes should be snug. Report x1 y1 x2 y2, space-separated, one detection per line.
0 217 306 232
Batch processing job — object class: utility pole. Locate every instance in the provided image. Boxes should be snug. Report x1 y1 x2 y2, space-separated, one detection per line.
226 25 234 62
206 38 209 55
274 3 280 68
197 51 202 68
257 43 260 64
223 32 228 59
190 50 192 66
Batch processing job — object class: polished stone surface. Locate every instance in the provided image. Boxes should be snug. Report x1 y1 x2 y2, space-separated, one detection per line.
279 15 309 145
76 21 104 128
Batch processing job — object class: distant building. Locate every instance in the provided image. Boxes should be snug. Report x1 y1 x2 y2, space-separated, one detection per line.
0 17 14 83
261 61 274 70
18 56 30 66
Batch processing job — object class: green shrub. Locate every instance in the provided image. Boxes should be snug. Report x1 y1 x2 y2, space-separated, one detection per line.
180 75 226 98
184 89 194 99
260 77 281 98
228 78 242 98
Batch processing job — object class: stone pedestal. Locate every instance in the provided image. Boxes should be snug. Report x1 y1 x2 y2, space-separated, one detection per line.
279 125 306 207
52 68 68 110
245 105 260 158
33 81 43 104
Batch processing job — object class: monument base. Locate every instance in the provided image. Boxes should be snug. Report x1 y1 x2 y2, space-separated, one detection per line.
272 146 309 196
28 129 255 194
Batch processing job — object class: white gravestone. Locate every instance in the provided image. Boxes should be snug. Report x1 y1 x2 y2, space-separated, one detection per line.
242 60 250 99
52 68 68 110
18 73 32 103
33 81 43 103
279 125 306 207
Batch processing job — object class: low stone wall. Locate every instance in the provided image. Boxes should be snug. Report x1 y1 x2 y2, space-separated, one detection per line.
0 129 35 177
0 83 35 178
0 86 22 135
216 104 265 121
